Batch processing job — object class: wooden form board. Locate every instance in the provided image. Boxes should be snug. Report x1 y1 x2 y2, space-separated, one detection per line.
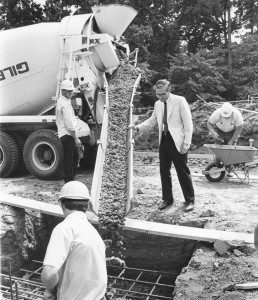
134 151 213 159
0 192 253 244
124 218 254 244
0 192 98 223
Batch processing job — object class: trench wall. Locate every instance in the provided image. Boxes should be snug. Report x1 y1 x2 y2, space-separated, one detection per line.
1 205 197 277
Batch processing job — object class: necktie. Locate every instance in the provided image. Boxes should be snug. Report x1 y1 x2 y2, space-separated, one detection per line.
163 101 168 135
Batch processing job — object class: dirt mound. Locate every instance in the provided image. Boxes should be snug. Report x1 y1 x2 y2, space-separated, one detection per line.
174 244 258 300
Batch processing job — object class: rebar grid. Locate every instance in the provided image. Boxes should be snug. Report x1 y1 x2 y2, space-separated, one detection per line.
1 260 177 300
107 266 176 300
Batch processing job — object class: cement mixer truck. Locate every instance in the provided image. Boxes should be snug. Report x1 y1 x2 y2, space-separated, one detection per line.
0 4 138 180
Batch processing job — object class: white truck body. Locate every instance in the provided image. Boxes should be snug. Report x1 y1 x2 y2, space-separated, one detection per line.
0 22 60 116
0 4 137 179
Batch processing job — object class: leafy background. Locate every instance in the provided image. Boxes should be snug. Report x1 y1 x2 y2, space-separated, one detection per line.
1 0 258 106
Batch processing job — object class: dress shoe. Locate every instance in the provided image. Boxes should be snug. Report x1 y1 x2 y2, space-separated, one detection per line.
158 201 173 210
183 202 194 212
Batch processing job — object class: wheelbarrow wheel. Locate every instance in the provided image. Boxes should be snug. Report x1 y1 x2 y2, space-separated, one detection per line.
204 162 226 182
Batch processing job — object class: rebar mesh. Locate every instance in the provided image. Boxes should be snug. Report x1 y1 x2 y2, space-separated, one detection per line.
1 259 177 300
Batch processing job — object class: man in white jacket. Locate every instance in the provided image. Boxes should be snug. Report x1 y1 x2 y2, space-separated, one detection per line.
130 79 195 211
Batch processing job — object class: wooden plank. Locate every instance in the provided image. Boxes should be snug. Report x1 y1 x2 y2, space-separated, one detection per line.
0 192 98 223
134 151 158 157
235 282 258 290
0 192 253 244
189 153 213 159
124 218 253 244
134 151 213 159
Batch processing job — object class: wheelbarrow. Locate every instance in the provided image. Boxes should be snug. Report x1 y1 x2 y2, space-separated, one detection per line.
202 140 258 183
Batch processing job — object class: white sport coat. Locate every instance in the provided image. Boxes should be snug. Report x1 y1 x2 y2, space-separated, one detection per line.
137 93 193 152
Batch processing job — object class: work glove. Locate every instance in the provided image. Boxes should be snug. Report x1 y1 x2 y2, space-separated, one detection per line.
213 133 224 144
43 288 57 300
110 256 126 268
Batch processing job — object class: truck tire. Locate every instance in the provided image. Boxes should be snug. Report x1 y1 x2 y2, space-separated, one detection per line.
80 145 97 170
204 162 226 182
24 129 63 180
0 131 20 178
10 132 28 175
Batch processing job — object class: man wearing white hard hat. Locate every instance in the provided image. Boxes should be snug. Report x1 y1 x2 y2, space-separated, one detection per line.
41 181 108 300
207 102 243 145
56 80 82 183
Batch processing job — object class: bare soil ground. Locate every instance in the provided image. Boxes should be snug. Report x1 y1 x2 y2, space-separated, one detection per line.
130 154 258 235
130 153 258 300
1 152 258 299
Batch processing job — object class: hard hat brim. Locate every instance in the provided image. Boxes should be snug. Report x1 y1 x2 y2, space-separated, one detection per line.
58 196 90 201
62 87 75 91
221 112 232 118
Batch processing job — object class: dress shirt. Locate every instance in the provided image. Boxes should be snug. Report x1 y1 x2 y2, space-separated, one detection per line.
43 211 107 300
56 95 77 138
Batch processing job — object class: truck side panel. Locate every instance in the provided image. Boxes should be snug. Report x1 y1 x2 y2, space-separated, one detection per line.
0 23 61 116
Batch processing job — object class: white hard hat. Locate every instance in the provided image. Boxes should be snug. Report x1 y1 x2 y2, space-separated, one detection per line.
220 102 233 118
61 80 75 91
58 181 90 201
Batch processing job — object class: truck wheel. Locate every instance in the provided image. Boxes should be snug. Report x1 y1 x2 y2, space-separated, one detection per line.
10 132 28 175
204 162 226 182
24 129 63 180
0 132 20 177
80 145 97 170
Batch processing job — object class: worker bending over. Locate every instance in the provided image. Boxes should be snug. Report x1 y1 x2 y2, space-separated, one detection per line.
207 102 243 146
41 181 107 300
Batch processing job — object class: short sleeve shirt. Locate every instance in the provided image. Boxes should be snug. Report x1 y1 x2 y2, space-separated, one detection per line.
43 211 107 300
208 107 243 133
56 95 77 138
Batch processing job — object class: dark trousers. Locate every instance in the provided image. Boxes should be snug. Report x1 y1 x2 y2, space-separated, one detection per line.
214 126 235 145
213 126 235 165
60 135 79 183
159 131 195 204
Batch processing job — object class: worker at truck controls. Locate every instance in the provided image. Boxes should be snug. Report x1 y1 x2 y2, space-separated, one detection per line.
129 79 195 212
56 80 82 183
207 102 243 145
41 181 108 300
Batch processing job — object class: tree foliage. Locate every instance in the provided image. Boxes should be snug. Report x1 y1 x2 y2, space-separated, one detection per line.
1 0 258 105
0 0 43 29
233 0 258 34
